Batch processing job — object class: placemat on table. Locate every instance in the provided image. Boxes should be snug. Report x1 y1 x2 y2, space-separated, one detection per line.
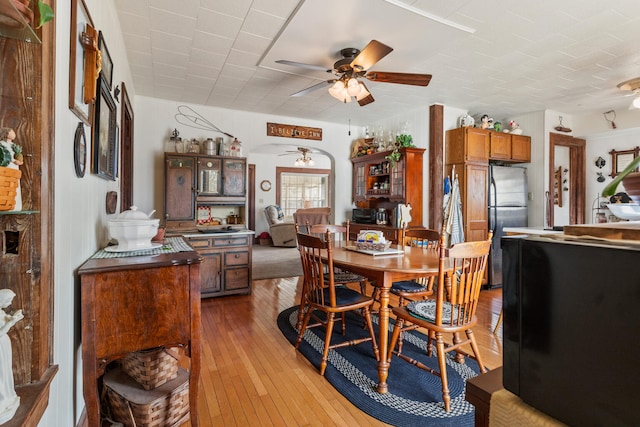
91 237 193 259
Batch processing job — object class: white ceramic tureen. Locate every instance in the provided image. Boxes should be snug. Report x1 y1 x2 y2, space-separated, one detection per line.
108 206 159 250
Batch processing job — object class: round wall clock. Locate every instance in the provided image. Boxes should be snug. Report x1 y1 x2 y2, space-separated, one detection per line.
74 122 87 178
260 180 272 191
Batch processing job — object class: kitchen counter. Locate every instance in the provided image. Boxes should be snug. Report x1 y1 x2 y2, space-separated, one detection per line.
503 227 562 235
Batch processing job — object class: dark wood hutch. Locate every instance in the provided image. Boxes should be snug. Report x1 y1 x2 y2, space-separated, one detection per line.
350 147 425 243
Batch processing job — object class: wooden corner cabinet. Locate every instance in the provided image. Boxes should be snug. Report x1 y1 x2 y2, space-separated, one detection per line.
351 147 425 227
78 248 202 427
0 14 57 427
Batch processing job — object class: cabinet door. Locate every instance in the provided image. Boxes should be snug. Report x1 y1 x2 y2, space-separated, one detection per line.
165 156 196 221
200 252 222 295
197 157 222 196
353 163 366 201
465 128 490 162
511 135 531 162
389 157 405 199
463 163 488 242
489 132 511 160
222 158 246 196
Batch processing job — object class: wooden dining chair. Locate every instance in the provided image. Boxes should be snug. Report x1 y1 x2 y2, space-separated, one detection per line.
387 231 493 412
306 220 371 295
295 231 380 376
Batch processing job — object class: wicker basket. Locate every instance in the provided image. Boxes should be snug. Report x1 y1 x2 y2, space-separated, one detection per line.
122 347 179 390
0 166 21 211
104 366 190 427
355 240 392 251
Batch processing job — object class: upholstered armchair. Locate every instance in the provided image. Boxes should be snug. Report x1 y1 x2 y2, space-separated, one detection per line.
264 205 297 247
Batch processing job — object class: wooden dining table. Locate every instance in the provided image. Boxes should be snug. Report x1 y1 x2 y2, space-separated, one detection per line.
325 243 449 394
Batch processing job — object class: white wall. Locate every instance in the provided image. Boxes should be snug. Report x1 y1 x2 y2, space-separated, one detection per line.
49 0 134 425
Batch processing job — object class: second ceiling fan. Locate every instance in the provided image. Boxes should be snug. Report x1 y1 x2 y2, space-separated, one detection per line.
276 40 432 106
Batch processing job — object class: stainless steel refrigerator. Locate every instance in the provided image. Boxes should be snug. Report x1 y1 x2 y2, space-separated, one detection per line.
488 165 528 287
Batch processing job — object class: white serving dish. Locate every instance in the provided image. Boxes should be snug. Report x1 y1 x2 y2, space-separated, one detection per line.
606 203 640 221
108 206 160 251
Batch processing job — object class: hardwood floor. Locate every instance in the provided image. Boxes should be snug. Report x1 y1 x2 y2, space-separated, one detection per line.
189 277 504 426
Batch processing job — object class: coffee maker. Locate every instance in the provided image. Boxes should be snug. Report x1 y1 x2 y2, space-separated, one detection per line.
376 208 388 225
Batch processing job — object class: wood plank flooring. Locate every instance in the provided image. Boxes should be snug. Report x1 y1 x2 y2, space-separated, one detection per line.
188 277 504 426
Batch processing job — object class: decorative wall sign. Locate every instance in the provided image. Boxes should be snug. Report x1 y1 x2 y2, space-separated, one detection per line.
267 122 322 141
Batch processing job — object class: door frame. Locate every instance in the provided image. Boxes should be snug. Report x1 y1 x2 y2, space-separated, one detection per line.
548 132 585 226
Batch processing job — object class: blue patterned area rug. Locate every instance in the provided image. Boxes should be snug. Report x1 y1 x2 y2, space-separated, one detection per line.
277 306 481 427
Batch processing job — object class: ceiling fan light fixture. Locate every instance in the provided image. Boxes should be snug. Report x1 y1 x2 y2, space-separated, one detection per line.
356 82 370 101
346 78 362 96
328 80 348 101
630 95 640 109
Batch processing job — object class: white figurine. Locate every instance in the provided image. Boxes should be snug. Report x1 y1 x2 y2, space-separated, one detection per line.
0 289 23 424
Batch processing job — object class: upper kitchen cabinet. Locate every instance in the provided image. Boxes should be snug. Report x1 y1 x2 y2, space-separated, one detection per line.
164 153 247 230
488 131 531 163
446 127 489 164
509 134 531 162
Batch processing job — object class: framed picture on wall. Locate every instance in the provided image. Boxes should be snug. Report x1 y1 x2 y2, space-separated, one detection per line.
98 31 113 89
93 76 117 180
68 0 94 125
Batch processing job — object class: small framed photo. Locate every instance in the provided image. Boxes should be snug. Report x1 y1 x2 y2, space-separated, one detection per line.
93 76 117 180
98 31 113 89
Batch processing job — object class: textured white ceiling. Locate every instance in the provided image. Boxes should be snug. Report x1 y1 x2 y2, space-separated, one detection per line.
114 0 640 125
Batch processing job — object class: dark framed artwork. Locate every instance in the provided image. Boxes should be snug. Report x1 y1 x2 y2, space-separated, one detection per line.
93 76 117 180
98 31 113 89
74 122 87 178
68 0 94 125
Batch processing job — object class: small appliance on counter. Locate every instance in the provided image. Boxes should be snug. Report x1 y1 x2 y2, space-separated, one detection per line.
352 208 377 224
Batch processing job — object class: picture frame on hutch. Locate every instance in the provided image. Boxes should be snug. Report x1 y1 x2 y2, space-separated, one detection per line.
68 0 94 125
93 76 117 181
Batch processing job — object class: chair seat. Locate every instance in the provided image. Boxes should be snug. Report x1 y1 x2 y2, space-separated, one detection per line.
327 272 366 284
406 299 458 323
309 286 370 307
391 280 431 294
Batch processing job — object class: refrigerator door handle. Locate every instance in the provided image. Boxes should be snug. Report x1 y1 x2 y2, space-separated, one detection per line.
489 174 497 233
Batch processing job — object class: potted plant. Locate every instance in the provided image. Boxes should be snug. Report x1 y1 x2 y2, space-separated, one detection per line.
601 155 640 203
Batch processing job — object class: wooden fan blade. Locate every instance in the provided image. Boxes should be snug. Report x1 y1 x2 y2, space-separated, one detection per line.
358 93 375 107
350 40 393 71
365 72 432 86
276 60 331 73
290 80 334 97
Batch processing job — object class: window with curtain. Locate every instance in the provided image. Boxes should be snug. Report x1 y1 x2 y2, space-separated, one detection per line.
276 167 331 217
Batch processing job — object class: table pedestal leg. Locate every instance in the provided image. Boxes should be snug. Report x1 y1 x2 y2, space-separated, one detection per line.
377 285 390 394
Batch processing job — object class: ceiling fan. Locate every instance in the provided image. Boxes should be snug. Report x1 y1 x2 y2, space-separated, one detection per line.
279 147 316 166
617 77 640 109
276 40 432 106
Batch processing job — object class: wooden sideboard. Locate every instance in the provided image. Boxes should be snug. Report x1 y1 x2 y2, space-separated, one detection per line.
78 248 202 427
